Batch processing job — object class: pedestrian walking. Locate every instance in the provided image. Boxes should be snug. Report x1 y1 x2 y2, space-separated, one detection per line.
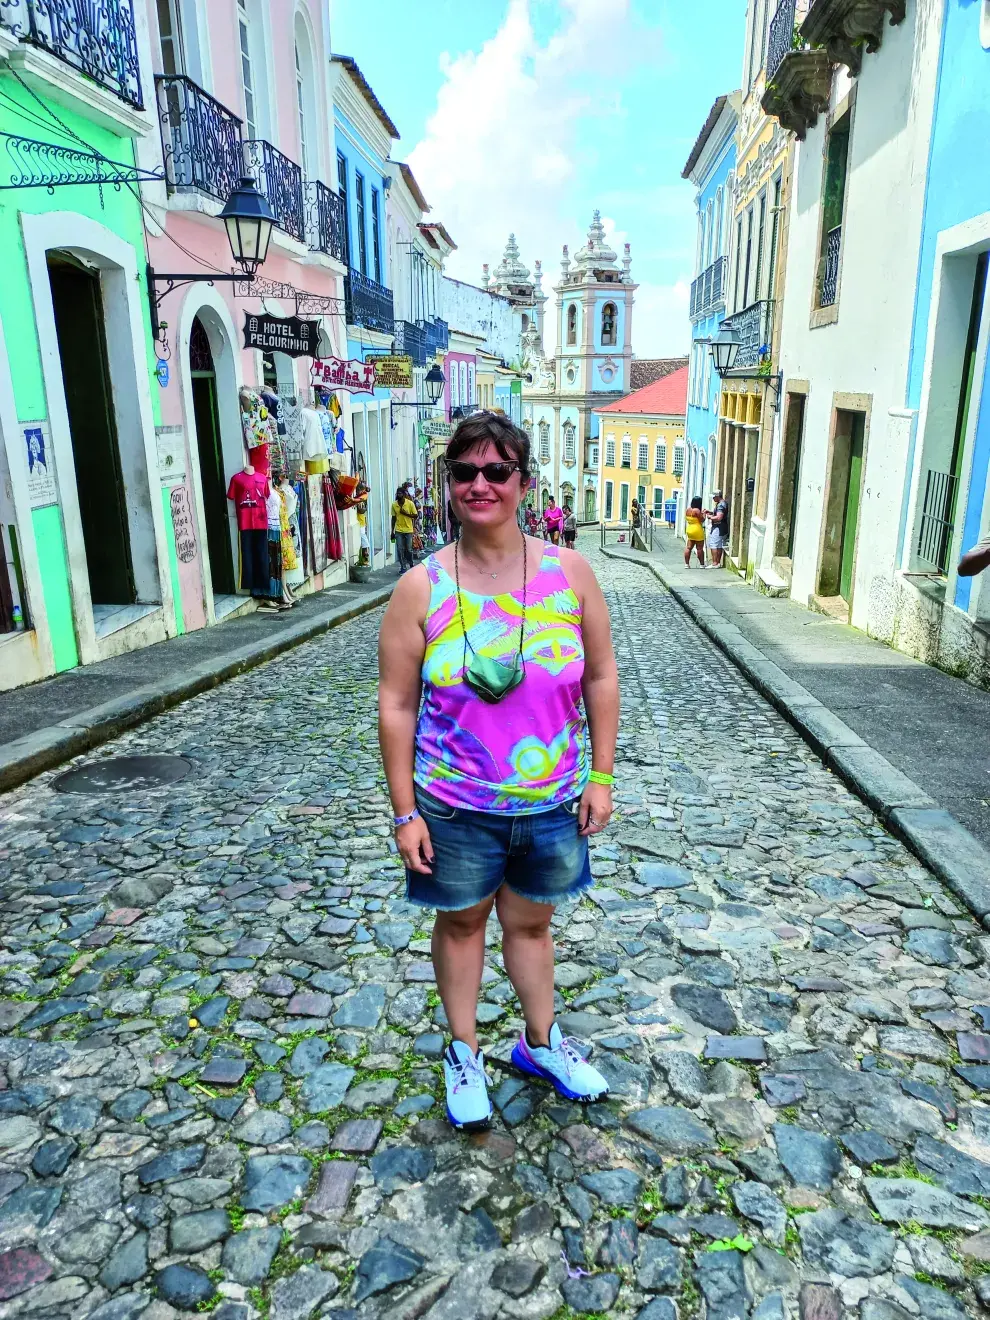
562 501 577 548
684 495 706 568
378 411 619 1130
391 485 418 572
524 504 540 539
543 496 564 545
707 488 729 568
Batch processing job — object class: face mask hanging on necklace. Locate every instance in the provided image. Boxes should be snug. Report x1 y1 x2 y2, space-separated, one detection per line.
454 534 527 703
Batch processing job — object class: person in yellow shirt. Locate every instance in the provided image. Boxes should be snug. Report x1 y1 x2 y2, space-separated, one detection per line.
391 485 419 572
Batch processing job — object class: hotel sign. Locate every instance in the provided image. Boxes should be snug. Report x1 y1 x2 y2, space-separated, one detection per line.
243 313 320 358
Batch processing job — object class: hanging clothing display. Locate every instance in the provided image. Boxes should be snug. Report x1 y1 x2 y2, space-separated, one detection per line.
281 396 304 469
301 406 330 474
226 469 270 531
322 475 343 563
240 388 275 450
307 474 328 573
293 478 310 577
279 482 303 586
238 529 270 596
260 390 288 474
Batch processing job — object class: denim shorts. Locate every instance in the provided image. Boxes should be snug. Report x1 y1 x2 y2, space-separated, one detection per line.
406 786 593 912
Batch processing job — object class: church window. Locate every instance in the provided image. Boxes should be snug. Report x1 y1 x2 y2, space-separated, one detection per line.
539 420 551 463
601 302 616 346
563 423 576 463
673 445 685 477
566 304 577 346
637 439 648 471
656 443 666 473
621 438 631 469
605 436 616 467
521 313 530 332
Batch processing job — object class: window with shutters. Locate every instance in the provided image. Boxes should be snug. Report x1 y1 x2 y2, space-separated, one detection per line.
590 443 599 468
637 439 648 471
605 436 615 467
656 443 667 473
539 420 551 463
653 487 664 517
563 422 576 463
621 438 631 469
604 480 614 520
673 445 685 477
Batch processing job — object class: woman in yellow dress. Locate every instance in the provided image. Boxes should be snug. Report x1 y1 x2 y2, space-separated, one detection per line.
684 495 706 568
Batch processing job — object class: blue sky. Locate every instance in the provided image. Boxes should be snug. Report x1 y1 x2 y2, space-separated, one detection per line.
332 0 746 356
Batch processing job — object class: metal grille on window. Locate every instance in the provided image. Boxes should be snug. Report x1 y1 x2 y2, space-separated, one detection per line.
539 421 551 464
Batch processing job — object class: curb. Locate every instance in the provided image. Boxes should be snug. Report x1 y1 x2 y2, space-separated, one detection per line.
602 546 990 926
0 585 394 797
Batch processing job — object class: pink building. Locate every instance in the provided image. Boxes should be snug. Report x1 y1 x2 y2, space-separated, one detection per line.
144 0 357 629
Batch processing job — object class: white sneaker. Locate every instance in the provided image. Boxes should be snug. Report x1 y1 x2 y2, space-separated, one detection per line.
511 1022 610 1102
443 1040 492 1130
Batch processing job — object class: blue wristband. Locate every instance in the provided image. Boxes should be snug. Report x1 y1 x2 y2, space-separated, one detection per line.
393 807 421 828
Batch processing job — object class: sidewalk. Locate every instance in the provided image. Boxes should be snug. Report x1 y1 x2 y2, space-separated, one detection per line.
603 531 990 922
0 564 397 793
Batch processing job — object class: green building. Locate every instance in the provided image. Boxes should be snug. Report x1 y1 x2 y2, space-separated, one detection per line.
0 1 183 692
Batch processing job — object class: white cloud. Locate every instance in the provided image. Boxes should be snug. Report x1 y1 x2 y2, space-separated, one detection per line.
406 0 685 362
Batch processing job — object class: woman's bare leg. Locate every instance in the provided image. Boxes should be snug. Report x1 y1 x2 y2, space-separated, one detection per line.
432 896 495 1052
496 886 556 1046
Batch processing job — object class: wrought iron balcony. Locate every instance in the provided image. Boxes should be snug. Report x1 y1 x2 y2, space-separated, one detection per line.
345 268 394 335
767 0 797 81
393 319 425 364
917 468 957 576
719 300 775 371
304 179 346 262
689 255 727 320
820 224 841 307
244 139 305 244
423 317 448 357
0 0 143 108
156 75 242 202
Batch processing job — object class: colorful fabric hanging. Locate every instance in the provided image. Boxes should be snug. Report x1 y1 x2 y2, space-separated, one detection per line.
322 475 343 562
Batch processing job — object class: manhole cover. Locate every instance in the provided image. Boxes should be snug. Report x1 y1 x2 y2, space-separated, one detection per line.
53 754 194 794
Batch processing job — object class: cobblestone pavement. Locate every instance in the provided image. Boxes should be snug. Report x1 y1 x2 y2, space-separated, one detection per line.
2 549 990 1320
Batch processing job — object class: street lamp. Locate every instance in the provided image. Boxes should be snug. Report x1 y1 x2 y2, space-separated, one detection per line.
148 175 278 341
707 324 782 410
425 363 445 405
220 175 276 276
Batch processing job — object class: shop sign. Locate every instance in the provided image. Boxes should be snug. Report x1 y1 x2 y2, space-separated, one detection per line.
169 486 197 563
243 313 320 358
367 354 413 388
156 357 170 388
420 419 454 440
22 421 57 509
155 425 186 486
312 356 377 393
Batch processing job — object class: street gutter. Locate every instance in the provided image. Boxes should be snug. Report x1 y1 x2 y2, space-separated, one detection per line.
0 585 394 796
602 547 990 928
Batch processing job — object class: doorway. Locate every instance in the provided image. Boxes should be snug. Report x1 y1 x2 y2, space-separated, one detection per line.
818 408 865 603
584 487 595 522
775 392 806 562
190 317 236 596
47 254 135 608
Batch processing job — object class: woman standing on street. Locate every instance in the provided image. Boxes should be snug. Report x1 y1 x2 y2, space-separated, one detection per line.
378 412 619 1130
684 495 706 568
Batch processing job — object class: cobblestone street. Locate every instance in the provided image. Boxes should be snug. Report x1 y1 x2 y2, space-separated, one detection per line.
2 549 990 1320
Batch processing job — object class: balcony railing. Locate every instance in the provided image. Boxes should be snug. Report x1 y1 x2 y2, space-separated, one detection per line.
917 468 957 576
304 179 346 262
156 75 242 202
820 224 842 307
767 0 797 81
345 269 394 335
394 317 449 365
690 255 727 320
719 299 775 371
0 0 143 108
423 316 448 357
244 139 305 244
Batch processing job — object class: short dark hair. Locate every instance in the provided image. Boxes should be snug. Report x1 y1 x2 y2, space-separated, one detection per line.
445 412 531 481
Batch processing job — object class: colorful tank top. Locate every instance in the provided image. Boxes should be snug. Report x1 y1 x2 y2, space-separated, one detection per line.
415 545 589 814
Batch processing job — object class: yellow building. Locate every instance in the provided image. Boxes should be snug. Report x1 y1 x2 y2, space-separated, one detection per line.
594 366 689 524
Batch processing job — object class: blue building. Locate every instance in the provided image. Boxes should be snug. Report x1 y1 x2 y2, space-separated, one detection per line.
681 92 739 527
900 0 990 680
330 56 398 566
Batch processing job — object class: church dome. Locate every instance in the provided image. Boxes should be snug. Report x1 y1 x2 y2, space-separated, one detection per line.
492 233 532 289
572 210 618 276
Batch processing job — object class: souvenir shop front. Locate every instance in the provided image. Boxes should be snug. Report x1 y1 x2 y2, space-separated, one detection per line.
152 275 367 632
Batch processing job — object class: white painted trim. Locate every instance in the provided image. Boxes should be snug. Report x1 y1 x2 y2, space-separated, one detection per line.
176 285 246 626
21 211 175 666
0 308 53 676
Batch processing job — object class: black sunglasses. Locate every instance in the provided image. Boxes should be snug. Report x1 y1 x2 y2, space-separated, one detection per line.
445 459 522 485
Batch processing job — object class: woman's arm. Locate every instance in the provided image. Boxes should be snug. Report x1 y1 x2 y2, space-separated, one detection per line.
378 568 433 872
559 550 619 835
958 538 990 578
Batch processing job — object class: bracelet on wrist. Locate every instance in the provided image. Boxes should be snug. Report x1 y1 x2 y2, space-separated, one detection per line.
393 807 421 828
588 770 614 787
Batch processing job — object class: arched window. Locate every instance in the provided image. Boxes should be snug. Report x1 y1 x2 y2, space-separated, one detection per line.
459 361 468 407
566 304 577 346
705 200 715 266
601 302 616 347
538 420 551 463
521 313 529 332
563 422 576 463
605 435 615 467
450 361 460 408
714 186 724 259
294 15 319 178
